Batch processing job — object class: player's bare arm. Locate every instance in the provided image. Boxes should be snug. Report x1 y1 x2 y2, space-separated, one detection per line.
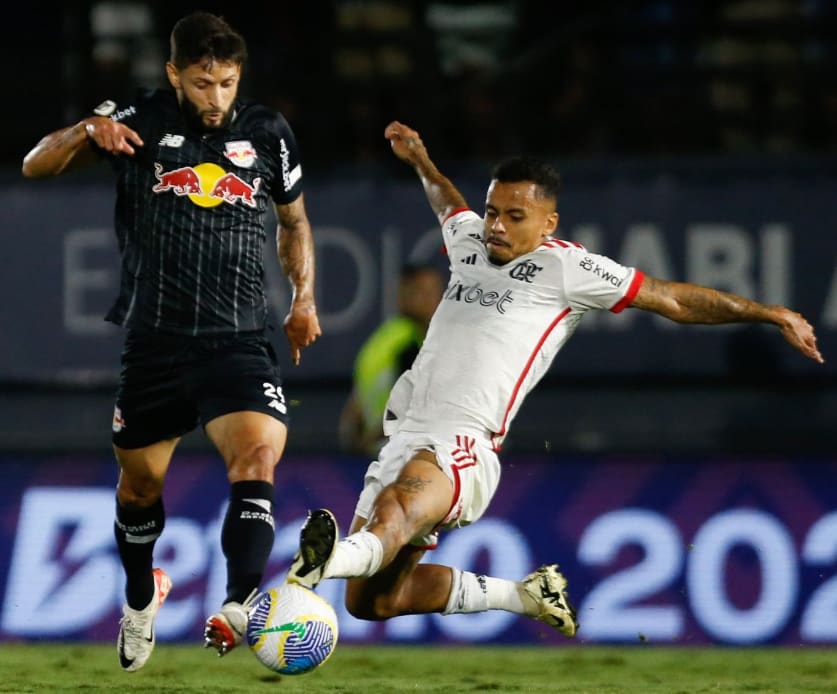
276 195 321 364
22 116 143 178
384 120 467 225
632 275 824 363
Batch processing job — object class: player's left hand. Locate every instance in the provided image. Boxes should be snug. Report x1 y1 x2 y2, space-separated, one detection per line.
284 301 321 365
778 309 824 363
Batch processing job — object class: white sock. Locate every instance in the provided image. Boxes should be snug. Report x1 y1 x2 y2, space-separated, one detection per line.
443 569 533 615
321 530 384 579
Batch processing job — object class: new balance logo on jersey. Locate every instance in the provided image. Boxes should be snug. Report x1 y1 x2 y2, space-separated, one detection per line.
509 260 543 283
444 280 514 314
461 254 477 265
158 134 185 148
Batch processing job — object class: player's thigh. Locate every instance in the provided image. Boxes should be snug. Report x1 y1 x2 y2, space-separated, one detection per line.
372 453 454 541
114 437 180 503
198 334 290 480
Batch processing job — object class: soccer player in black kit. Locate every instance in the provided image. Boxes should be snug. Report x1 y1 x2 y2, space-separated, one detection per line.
21 12 321 671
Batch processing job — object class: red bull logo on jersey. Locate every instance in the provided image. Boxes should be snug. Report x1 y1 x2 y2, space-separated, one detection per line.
210 173 261 207
151 164 203 195
224 140 258 168
151 162 261 208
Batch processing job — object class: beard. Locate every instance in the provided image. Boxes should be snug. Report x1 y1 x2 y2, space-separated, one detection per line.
180 95 234 133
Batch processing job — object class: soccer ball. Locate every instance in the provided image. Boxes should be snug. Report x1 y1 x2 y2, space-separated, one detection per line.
246 583 339 675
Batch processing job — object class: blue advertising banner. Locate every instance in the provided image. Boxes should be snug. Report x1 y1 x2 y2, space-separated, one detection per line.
0 161 835 383
1 453 836 646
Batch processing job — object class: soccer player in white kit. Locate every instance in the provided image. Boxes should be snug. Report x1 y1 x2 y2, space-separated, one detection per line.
288 121 823 637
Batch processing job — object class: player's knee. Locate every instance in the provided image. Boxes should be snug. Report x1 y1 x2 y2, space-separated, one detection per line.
117 474 163 506
227 443 278 481
370 492 414 548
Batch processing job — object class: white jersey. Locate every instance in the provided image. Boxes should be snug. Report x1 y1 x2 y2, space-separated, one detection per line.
390 208 645 450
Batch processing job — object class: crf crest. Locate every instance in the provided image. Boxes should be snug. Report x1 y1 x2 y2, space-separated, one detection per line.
509 260 543 283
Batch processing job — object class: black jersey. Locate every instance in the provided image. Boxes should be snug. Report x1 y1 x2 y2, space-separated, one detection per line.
95 89 304 336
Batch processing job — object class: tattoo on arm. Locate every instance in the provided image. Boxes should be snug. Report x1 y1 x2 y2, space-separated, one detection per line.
276 202 315 304
635 276 774 324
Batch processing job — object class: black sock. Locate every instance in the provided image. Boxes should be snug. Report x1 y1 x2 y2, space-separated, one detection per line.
114 497 165 610
222 480 275 604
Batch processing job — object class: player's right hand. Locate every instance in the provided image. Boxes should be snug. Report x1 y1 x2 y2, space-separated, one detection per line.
284 301 321 365
82 116 144 155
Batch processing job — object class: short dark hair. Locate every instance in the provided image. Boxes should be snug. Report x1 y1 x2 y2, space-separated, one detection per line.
491 156 561 204
170 12 248 70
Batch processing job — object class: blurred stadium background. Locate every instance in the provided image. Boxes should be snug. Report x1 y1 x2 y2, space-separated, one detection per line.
1 0 835 651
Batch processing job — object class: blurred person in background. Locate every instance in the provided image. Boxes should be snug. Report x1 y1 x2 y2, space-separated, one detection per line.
339 263 443 457
21 11 320 671
286 120 822 637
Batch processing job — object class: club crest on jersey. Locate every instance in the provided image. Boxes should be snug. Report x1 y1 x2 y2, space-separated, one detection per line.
224 140 258 168
112 406 126 433
509 260 543 283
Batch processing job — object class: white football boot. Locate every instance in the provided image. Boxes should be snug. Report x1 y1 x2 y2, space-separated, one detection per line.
117 568 172 671
521 564 578 637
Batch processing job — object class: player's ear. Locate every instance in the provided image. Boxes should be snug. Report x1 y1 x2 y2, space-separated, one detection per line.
165 62 180 89
545 211 559 237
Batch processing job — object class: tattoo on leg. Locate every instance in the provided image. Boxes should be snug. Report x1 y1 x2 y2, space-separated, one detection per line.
395 476 431 494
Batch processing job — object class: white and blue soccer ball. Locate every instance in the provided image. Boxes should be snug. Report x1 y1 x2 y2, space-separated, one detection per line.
246 583 339 675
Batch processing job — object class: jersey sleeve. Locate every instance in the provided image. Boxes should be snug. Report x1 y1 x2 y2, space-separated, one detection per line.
441 208 482 254
267 113 304 205
562 249 645 313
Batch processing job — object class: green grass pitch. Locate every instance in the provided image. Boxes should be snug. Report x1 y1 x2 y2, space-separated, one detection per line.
0 643 835 693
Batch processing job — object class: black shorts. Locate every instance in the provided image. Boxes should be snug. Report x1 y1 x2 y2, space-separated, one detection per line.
112 330 289 449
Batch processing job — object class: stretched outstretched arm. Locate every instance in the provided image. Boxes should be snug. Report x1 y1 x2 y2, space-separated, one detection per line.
22 116 143 178
275 194 321 365
632 275 824 363
384 120 468 225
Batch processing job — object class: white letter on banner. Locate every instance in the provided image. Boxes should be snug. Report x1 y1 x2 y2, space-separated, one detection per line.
616 224 677 330
578 508 683 641
313 227 376 333
63 229 118 335
760 224 791 307
800 512 837 640
2 488 120 635
687 225 755 297
821 261 837 328
687 509 796 643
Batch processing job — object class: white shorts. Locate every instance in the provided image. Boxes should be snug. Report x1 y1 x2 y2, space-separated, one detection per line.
354 429 501 548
